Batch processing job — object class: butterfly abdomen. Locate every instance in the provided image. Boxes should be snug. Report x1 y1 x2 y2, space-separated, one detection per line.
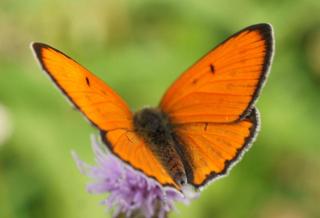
133 108 187 186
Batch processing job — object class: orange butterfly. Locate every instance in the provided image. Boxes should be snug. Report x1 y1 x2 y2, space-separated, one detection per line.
31 23 274 191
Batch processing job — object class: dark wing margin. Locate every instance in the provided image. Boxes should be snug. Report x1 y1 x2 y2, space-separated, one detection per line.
239 24 274 119
173 108 260 189
198 108 259 189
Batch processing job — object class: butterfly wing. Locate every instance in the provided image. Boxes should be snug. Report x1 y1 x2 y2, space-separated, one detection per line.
160 23 273 188
32 43 177 188
101 130 177 188
160 23 274 124
174 108 259 189
32 43 132 131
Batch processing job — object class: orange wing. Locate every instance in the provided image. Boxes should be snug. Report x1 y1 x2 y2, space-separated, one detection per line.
31 43 177 188
160 23 274 124
32 43 131 131
101 130 177 188
174 108 259 188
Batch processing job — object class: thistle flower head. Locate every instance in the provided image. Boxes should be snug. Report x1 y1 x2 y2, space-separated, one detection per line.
72 136 196 218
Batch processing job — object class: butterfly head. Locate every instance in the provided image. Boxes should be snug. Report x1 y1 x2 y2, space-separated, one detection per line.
133 108 172 143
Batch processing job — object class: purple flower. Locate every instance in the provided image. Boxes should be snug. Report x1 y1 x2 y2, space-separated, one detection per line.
72 136 197 218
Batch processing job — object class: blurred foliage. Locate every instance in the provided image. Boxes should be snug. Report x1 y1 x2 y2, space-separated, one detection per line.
0 0 320 218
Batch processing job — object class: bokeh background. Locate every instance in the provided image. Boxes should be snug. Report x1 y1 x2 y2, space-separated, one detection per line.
1 0 320 217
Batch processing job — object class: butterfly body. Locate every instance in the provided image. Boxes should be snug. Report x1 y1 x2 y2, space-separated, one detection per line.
31 23 274 191
133 107 188 185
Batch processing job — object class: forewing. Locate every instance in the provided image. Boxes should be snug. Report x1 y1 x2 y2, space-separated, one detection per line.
160 24 273 124
32 43 132 131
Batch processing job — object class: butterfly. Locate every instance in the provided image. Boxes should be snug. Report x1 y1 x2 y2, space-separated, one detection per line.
31 23 274 191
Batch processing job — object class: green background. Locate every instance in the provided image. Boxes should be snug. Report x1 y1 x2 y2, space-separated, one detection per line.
1 0 320 217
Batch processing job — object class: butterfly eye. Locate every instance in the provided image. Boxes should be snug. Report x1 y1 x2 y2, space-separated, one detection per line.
178 177 187 186
173 172 187 186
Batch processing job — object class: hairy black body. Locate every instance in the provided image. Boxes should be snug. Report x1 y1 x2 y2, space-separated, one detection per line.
133 108 188 186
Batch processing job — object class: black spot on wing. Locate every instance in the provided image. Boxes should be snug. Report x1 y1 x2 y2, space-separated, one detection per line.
85 77 90 87
210 64 215 74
